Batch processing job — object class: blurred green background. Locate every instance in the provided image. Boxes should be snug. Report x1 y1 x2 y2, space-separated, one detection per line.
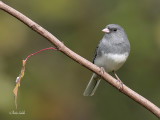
0 0 160 119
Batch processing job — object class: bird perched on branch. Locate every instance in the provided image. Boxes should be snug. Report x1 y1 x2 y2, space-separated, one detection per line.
83 24 130 96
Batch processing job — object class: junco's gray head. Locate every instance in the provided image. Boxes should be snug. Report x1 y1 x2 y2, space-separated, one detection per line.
102 24 124 34
102 24 128 43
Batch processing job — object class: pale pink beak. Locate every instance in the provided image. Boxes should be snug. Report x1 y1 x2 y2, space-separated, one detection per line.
102 28 110 33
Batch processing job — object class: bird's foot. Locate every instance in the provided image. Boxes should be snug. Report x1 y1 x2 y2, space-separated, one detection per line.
116 78 123 91
100 67 105 74
113 71 123 91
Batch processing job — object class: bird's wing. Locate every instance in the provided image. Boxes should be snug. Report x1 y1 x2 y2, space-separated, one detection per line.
92 44 100 64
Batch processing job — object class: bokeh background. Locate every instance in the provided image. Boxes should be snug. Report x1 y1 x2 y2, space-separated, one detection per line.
0 0 160 119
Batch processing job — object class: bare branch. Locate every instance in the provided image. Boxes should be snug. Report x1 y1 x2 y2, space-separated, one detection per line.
0 1 160 118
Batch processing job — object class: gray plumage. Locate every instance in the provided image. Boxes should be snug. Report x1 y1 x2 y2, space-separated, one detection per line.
83 24 130 96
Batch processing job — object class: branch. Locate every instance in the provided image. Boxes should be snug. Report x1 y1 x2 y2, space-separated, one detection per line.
0 1 160 118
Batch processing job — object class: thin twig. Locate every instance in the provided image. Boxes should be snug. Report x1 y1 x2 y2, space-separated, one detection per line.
0 1 160 118
24 47 57 62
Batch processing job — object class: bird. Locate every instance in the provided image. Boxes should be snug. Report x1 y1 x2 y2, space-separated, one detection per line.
83 24 130 96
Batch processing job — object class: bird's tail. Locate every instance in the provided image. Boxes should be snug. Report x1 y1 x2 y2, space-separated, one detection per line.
83 73 101 96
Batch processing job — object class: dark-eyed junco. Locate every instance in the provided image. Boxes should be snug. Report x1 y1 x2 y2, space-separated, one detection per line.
83 24 130 96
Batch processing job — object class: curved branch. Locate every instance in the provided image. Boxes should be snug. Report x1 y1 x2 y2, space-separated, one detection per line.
0 1 160 118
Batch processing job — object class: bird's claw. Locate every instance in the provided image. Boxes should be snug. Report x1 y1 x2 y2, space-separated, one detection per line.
116 78 123 91
100 67 105 74
113 71 123 91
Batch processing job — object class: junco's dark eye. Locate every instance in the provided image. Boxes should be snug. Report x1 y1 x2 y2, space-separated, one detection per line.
113 28 117 31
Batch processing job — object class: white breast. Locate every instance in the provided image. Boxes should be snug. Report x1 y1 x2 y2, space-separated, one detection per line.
94 53 129 72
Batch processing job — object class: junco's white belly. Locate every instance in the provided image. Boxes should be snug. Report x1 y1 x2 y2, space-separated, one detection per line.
94 53 129 72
